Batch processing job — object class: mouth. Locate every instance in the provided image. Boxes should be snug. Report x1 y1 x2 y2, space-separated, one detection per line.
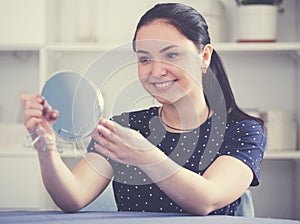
151 80 177 91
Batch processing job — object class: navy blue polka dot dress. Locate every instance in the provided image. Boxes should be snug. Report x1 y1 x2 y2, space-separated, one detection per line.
88 106 266 215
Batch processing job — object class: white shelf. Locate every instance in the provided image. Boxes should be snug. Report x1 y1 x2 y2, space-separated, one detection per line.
45 42 300 53
214 42 300 52
1 42 300 54
0 44 42 51
264 150 300 159
0 148 85 159
46 42 109 52
0 0 299 218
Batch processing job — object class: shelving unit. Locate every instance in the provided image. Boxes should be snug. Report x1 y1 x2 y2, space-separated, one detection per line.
264 151 300 160
215 42 300 52
0 0 299 219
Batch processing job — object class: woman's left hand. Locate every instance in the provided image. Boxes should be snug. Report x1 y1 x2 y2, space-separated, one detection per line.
92 118 160 166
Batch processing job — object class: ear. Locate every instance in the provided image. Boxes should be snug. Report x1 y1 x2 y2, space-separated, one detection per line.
201 44 213 73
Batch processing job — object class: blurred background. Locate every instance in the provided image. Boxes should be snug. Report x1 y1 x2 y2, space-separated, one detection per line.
0 0 299 220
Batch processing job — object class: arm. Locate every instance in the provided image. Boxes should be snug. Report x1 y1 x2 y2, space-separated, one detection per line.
38 150 113 212
20 93 113 212
93 118 255 215
140 154 252 215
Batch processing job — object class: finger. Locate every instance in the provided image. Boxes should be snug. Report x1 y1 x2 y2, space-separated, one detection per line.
41 99 53 120
93 141 125 165
91 129 111 149
48 110 59 127
24 108 43 120
41 98 52 112
24 98 44 111
51 110 59 120
101 118 149 144
23 111 42 131
24 117 42 133
39 97 59 123
45 109 59 123
93 127 123 153
20 93 31 108
92 129 106 146
20 93 43 108
99 118 116 133
91 129 109 147
99 118 127 138
96 124 119 144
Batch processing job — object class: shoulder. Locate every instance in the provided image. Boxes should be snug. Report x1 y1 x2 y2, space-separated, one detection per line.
220 117 266 186
225 116 266 143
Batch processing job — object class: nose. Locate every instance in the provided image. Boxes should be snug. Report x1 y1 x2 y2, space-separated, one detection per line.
151 60 167 77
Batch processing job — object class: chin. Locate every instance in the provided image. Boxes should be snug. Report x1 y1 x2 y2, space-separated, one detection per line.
152 94 182 105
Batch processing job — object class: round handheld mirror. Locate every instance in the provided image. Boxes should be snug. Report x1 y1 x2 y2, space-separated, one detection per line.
41 71 104 143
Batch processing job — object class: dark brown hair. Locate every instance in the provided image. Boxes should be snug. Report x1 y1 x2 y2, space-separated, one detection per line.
133 3 263 124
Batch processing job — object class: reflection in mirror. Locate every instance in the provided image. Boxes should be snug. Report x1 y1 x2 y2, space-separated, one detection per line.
23 71 103 153
41 71 104 143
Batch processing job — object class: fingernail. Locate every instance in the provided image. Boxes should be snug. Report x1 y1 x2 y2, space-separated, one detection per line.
37 96 45 104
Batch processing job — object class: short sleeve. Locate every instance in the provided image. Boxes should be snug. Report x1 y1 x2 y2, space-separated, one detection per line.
219 119 266 186
86 138 97 153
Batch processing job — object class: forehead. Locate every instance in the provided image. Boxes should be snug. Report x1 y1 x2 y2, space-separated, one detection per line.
135 20 198 53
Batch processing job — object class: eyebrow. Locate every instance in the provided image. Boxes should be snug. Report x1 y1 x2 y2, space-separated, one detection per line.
136 45 179 54
159 45 179 53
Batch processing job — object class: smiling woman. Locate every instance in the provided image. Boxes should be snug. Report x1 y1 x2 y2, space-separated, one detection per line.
20 3 266 216
135 38 206 107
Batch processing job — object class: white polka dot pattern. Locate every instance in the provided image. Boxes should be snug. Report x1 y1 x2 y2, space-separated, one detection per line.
87 107 266 215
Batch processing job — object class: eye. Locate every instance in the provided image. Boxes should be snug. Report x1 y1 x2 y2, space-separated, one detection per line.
138 56 151 64
165 52 178 60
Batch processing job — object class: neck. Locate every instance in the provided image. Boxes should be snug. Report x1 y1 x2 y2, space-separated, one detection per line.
160 94 210 132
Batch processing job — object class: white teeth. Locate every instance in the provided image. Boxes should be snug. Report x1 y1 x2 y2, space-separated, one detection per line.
155 81 173 88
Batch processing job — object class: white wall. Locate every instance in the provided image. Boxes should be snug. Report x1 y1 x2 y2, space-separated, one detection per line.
0 0 299 219
0 52 39 123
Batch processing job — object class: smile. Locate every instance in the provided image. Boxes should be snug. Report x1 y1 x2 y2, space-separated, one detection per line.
152 80 176 91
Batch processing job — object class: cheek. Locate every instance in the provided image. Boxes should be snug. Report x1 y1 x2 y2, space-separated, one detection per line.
138 65 151 81
137 69 149 91
176 59 202 79
176 68 202 92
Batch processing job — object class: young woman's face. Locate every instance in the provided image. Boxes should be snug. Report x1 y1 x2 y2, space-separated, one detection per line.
135 20 203 105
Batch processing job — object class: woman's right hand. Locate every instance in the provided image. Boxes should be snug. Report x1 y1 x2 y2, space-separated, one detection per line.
20 93 59 142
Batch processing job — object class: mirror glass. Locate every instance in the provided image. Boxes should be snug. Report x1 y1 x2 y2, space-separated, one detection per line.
41 71 104 142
